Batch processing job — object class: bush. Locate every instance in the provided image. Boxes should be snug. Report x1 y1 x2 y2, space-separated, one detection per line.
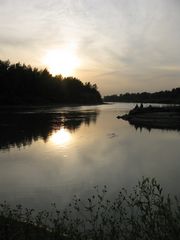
0 177 179 240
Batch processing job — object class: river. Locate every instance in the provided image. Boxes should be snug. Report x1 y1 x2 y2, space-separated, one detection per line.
0 103 180 209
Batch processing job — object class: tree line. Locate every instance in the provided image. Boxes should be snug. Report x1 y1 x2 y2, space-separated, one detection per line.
104 88 180 104
0 60 102 105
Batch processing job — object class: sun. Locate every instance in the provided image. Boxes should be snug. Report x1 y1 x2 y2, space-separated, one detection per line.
43 45 80 77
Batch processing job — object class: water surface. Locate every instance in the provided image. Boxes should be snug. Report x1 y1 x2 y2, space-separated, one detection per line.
0 103 180 209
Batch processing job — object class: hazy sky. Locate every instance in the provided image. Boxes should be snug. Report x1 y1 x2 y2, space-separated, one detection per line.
0 0 180 95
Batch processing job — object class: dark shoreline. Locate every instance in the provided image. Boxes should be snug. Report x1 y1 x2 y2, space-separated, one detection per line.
118 105 180 131
0 102 105 109
104 87 180 104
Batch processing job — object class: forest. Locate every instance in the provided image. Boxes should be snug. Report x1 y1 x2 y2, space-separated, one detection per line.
104 88 180 104
0 60 102 105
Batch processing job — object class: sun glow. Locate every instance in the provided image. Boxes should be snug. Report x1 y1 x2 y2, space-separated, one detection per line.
43 44 80 76
50 128 72 146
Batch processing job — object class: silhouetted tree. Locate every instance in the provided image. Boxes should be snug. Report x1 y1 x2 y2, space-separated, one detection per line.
0 60 102 105
104 88 180 104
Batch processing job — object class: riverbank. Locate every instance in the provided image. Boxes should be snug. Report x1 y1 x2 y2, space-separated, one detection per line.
0 102 105 110
104 87 180 104
118 105 180 130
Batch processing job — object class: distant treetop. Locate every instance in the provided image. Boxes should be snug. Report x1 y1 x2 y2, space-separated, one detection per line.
104 88 180 104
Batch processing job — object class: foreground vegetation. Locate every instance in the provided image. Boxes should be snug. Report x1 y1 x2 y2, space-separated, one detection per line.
0 178 180 240
0 60 102 105
104 88 180 104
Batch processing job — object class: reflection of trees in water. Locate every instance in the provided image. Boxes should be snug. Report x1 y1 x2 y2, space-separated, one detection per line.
0 110 99 150
130 122 180 132
63 111 97 131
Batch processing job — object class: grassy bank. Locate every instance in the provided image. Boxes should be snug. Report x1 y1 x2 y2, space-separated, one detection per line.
0 178 180 240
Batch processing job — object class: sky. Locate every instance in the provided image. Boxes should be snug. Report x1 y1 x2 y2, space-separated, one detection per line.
0 0 180 95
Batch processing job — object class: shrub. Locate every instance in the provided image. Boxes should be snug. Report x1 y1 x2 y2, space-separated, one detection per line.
0 177 179 240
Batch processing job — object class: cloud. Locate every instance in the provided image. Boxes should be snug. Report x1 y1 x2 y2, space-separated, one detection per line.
0 0 180 94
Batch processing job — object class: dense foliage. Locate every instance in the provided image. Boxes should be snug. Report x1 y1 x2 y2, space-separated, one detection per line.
0 60 102 105
104 88 180 104
0 178 180 240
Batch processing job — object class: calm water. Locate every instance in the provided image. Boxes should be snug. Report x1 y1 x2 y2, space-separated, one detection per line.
0 103 180 209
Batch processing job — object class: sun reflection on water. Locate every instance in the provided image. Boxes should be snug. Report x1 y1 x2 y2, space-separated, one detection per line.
50 128 72 146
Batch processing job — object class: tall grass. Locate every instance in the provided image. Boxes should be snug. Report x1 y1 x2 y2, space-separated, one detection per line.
0 177 180 239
